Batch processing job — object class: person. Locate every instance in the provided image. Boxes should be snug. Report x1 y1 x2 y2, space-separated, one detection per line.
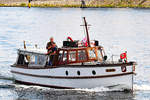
46 37 57 65
46 37 57 54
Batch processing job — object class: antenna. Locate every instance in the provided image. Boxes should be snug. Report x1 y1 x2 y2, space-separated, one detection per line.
81 17 91 47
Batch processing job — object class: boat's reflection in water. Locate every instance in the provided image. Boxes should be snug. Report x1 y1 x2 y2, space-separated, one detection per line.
15 86 135 100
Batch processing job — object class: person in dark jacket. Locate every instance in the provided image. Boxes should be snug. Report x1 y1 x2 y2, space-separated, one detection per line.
46 37 57 53
46 37 57 65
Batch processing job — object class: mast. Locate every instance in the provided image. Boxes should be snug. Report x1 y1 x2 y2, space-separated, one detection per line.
83 17 90 47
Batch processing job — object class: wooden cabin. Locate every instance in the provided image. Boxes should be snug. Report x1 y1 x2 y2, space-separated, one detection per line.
55 46 106 66
15 45 107 68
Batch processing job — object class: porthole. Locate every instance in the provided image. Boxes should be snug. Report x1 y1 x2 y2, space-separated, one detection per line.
92 70 96 75
65 71 68 76
77 71 80 76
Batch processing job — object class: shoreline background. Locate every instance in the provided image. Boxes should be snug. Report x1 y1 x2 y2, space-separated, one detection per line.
0 0 150 8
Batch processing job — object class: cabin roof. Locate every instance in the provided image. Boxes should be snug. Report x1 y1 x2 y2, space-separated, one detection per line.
18 45 103 55
59 46 103 51
18 48 47 55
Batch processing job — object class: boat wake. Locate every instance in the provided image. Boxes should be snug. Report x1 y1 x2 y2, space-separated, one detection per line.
0 75 15 88
13 84 133 100
12 84 131 92
134 84 150 91
12 84 129 93
79 84 150 92
0 84 15 88
74 87 110 92
0 83 149 100
0 75 14 81
74 84 131 92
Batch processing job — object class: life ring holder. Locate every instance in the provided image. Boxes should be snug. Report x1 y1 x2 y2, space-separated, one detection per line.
121 65 127 72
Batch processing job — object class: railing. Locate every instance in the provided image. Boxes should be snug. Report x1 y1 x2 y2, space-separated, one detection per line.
106 54 122 64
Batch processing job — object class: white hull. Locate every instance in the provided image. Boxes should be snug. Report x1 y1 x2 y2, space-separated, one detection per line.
11 65 134 90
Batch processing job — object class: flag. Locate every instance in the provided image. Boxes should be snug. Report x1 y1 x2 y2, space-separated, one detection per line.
82 37 88 47
120 53 127 59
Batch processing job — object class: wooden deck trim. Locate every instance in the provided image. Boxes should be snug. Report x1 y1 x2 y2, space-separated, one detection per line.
11 62 135 69
11 70 134 79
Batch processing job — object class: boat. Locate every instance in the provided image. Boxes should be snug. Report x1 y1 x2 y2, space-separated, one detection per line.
11 17 136 90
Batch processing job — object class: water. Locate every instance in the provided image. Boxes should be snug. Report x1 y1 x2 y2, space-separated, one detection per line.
0 7 150 100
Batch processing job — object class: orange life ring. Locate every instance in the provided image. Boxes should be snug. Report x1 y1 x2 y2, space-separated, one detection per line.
121 66 126 72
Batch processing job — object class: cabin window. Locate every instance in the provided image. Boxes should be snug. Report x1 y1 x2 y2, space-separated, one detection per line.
97 49 103 62
58 50 63 64
30 55 36 64
58 50 68 65
29 54 47 67
88 48 96 59
63 51 67 63
38 55 46 65
78 50 87 61
69 51 76 62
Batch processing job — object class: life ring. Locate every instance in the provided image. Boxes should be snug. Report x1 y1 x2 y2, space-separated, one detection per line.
67 37 73 42
121 65 126 72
